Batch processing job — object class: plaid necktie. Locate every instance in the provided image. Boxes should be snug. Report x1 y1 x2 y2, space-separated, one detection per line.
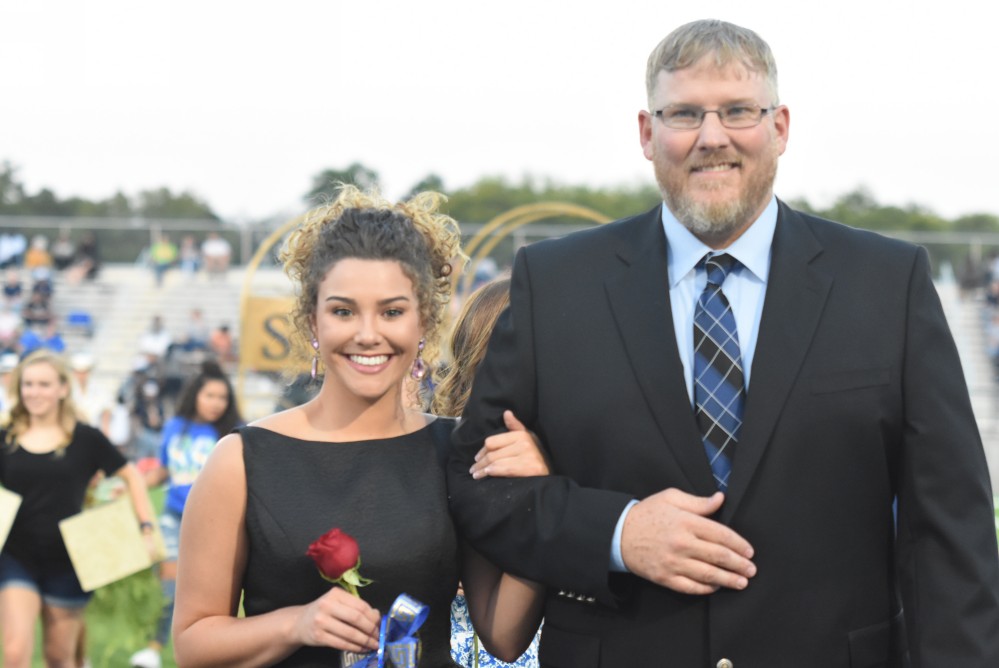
693 253 745 491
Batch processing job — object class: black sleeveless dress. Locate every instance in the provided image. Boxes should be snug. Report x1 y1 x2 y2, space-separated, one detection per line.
239 419 460 667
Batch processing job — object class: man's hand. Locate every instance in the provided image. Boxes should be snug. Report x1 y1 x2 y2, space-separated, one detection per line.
621 488 756 595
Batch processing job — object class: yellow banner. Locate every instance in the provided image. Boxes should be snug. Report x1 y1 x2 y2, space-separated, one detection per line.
239 295 307 372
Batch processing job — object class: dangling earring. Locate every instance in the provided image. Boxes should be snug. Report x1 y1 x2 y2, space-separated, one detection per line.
411 339 426 381
311 338 320 381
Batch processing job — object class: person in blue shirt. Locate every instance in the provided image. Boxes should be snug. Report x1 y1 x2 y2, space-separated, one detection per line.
129 360 242 668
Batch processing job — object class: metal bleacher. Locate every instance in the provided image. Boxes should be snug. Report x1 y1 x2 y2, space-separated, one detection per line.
49 262 290 418
936 276 999 495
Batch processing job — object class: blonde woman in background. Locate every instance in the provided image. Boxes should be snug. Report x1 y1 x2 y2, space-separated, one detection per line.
0 349 156 668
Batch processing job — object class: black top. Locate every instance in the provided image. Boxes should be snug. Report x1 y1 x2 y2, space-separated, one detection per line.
0 422 127 572
240 418 460 667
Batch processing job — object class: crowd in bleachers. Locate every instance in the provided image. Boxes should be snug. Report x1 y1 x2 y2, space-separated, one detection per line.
0 228 240 455
139 230 232 288
954 249 999 384
1 229 104 362
115 311 238 467
1 233 65 360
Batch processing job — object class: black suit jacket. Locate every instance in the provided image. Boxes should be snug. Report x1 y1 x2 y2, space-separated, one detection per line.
448 202 999 667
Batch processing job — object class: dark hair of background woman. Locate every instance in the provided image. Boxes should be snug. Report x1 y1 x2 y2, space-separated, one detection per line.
173 360 243 436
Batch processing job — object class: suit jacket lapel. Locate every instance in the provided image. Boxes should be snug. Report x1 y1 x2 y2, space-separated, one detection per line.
721 202 831 522
603 208 718 495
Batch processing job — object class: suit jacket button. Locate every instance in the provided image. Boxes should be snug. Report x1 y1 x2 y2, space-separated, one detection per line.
716 659 733 668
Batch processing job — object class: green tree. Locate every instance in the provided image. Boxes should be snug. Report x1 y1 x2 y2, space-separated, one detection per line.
823 188 947 232
825 187 880 227
784 196 817 215
404 173 446 200
0 160 26 209
102 191 133 217
24 187 72 216
136 187 218 220
954 213 999 233
445 176 539 223
305 163 381 203
444 175 661 225
0 165 219 221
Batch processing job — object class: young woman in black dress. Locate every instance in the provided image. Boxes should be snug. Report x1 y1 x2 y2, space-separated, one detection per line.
173 186 545 667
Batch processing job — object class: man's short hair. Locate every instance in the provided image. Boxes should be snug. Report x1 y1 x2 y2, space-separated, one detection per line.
645 19 779 108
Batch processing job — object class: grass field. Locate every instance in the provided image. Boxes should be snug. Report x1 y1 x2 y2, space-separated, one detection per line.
76 483 178 668
995 494 999 542
78 567 177 668
2 567 174 668
12 486 179 668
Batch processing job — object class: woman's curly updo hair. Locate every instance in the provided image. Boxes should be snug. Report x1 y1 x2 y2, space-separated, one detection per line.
280 184 465 381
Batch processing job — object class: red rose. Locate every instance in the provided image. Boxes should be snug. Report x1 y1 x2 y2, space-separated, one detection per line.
306 528 360 581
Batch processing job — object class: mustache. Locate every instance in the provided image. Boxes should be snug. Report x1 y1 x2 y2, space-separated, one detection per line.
689 152 743 170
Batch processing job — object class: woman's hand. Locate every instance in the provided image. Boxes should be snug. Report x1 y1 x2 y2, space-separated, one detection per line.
294 586 381 654
470 410 550 479
141 530 161 562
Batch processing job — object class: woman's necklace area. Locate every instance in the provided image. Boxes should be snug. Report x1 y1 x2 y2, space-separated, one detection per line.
16 425 64 454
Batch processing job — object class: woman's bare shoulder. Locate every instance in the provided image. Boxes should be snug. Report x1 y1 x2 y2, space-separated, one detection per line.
245 405 307 435
197 431 246 490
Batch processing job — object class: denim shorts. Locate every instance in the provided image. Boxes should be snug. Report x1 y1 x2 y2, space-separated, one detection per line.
159 508 182 562
0 552 91 609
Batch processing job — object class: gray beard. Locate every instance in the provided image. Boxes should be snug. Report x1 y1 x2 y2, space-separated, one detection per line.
657 150 779 246
665 191 755 242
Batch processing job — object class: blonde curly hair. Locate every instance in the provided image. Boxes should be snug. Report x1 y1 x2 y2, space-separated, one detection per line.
280 184 466 383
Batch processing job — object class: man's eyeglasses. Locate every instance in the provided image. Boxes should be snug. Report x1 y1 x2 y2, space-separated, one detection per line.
653 104 775 130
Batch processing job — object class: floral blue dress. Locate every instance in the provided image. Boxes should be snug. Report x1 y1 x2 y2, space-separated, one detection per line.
450 594 540 668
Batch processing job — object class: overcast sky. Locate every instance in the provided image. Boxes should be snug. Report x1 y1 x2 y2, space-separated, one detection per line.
1 0 996 223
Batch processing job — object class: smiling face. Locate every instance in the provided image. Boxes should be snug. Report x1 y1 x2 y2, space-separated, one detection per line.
639 57 789 248
312 258 424 406
19 360 69 421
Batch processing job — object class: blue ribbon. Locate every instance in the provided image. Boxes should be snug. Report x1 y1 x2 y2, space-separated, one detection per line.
349 593 428 668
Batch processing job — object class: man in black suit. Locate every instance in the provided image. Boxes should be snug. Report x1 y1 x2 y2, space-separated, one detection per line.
448 18 999 667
